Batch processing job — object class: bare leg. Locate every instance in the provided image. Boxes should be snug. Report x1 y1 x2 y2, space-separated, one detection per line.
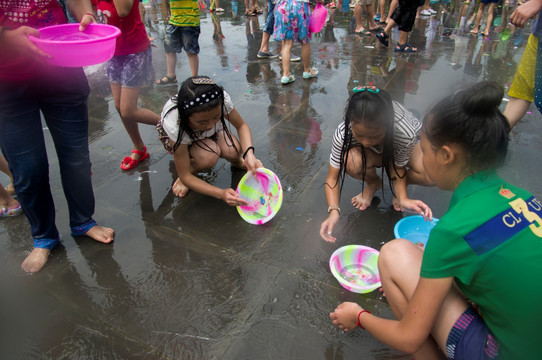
482 3 496 36
173 138 221 197
186 52 199 77
166 52 177 78
365 4 378 29
259 31 271 53
472 3 486 34
301 42 312 73
504 97 532 128
216 131 244 167
379 239 469 358
354 3 366 32
281 39 293 77
346 147 383 210
111 84 160 162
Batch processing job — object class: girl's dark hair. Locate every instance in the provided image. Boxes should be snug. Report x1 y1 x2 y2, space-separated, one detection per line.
423 81 510 172
165 75 238 154
332 89 400 198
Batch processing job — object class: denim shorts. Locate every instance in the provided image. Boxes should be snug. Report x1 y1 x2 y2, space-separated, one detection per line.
445 307 500 360
263 0 275 35
164 24 200 54
106 46 153 88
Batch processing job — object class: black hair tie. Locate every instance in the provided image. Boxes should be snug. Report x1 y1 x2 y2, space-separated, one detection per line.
242 146 255 159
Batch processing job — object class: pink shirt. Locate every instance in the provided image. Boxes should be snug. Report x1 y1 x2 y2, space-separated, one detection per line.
0 0 67 80
97 0 149 56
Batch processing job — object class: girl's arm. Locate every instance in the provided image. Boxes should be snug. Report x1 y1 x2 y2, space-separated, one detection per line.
111 0 134 18
225 108 261 174
320 165 341 242
331 276 454 354
390 164 432 220
173 143 248 206
66 0 96 30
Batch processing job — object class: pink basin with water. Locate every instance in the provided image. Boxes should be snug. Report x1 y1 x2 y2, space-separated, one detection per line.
29 23 121 67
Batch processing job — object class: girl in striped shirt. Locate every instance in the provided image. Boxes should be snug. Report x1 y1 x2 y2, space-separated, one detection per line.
320 86 432 242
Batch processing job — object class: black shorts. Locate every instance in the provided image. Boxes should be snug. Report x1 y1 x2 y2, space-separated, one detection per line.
390 0 421 32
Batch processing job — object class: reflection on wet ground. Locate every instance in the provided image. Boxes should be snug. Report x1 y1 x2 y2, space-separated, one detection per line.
1 1 541 359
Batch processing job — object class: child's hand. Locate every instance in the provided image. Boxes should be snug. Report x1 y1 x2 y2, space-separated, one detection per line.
511 0 542 27
79 13 96 32
329 302 363 332
3 27 50 59
320 213 339 242
244 152 261 175
397 198 433 221
221 188 248 207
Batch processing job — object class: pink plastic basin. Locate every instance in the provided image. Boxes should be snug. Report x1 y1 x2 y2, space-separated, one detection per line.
29 23 121 67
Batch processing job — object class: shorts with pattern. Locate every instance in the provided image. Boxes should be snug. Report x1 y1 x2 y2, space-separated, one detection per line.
273 0 311 43
164 24 201 54
106 46 153 88
356 0 375 6
446 307 500 360
508 33 537 102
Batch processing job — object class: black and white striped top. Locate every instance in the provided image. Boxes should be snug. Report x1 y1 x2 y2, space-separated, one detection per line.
330 101 421 169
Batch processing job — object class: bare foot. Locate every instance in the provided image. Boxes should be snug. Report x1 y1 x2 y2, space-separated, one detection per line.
481 29 489 36
85 225 115 244
21 247 50 273
172 177 190 197
352 181 382 210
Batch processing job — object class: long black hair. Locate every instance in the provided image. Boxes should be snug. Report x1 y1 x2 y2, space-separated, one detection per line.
423 81 510 173
330 88 403 199
165 75 238 155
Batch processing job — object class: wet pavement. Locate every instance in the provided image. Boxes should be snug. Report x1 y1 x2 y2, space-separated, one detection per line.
1 2 542 359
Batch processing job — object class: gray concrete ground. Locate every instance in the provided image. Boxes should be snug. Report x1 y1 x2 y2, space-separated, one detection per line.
1 2 541 359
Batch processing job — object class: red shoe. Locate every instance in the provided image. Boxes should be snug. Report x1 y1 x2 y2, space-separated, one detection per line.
120 146 149 170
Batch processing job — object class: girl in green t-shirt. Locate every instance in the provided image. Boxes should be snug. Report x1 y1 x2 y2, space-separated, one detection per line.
330 81 541 359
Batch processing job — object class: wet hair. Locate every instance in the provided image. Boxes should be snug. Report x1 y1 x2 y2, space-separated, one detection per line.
331 88 400 198
423 81 510 172
165 75 238 154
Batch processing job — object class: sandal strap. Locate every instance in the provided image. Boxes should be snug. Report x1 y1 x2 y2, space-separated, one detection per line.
131 146 148 156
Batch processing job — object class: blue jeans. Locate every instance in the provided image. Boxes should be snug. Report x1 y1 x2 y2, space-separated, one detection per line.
0 66 96 249
264 0 276 35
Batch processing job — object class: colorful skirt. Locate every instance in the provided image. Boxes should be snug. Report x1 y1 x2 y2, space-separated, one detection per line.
273 0 311 43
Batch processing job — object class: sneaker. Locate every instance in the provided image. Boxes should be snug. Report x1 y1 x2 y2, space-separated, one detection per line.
420 9 432 16
279 54 301 62
428 8 437 14
257 51 278 59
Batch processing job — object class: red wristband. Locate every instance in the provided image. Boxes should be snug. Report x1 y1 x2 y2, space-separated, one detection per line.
357 310 371 329
84 12 96 20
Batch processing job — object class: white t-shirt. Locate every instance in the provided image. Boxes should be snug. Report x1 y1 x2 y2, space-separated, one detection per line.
160 90 234 145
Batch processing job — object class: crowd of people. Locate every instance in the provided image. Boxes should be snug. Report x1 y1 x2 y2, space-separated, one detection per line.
1 0 542 358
